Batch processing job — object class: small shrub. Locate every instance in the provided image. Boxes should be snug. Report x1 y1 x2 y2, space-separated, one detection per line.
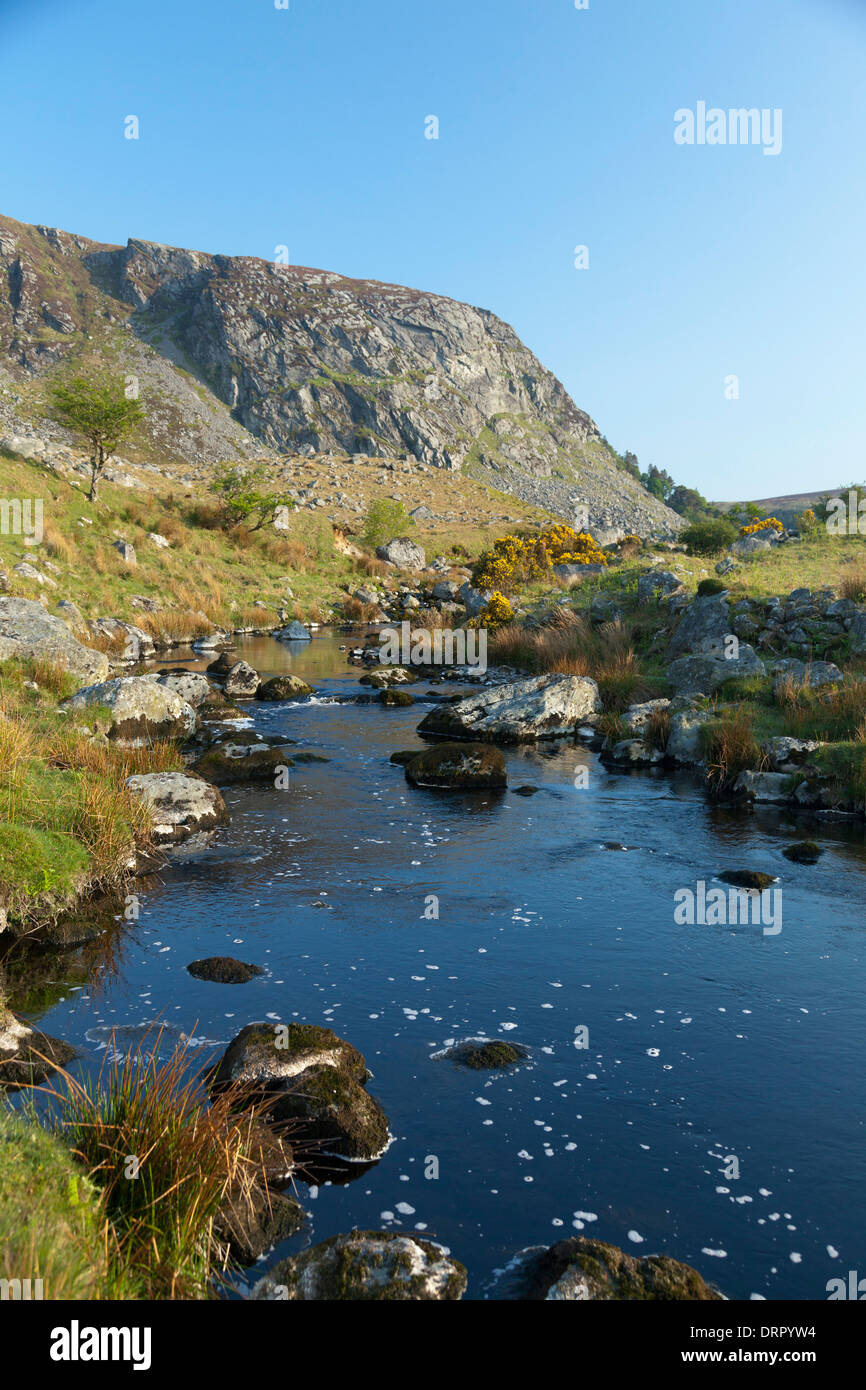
681 519 738 556
697 578 727 596
362 499 413 549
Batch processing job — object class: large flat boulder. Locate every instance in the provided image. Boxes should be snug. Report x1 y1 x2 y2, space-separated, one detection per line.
62 676 196 745
417 673 602 743
126 771 228 842
0 597 108 684
404 742 507 788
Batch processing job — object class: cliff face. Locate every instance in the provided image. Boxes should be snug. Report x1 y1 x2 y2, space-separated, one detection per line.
0 214 682 538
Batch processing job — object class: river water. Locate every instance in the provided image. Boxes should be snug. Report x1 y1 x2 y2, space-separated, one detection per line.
17 629 866 1300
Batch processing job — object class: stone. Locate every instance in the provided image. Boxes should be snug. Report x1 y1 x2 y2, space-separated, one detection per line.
667 644 765 695
719 869 778 891
274 620 312 642
431 580 459 601
762 736 823 771
147 532 170 549
211 1021 389 1162
771 660 843 697
223 660 260 698
457 582 494 617
666 709 710 765
715 556 738 576
621 698 671 732
376 537 426 570
443 1040 528 1069
404 742 507 788
186 957 263 984
191 742 295 784
637 570 685 605
605 738 664 766
256 674 314 700
0 1003 75 1088
378 688 414 707
62 676 196 745
517 1237 722 1301
730 532 776 557
0 597 109 684
126 771 228 842
782 841 823 864
12 561 56 588
87 617 154 663
732 770 792 804
112 539 136 565
154 670 216 707
251 1231 466 1301
55 599 87 634
417 673 602 742
667 594 732 660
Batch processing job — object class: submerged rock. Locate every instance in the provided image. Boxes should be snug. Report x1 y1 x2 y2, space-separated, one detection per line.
517 1237 722 1300
417 673 601 743
378 688 415 707
186 957 263 984
62 676 196 746
719 869 777 891
404 742 507 789
783 841 823 864
211 1022 389 1162
513 784 540 796
126 771 228 842
256 674 314 700
251 1231 466 1301
445 1040 528 1070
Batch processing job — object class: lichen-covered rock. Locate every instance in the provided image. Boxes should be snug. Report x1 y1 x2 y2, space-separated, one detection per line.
215 1184 304 1266
86 617 154 663
667 593 732 661
0 1002 75 1088
783 841 823 864
604 738 664 767
155 670 217 708
256 674 313 700
637 570 685 605
518 1237 722 1301
0 596 109 684
191 741 294 784
417 673 601 743
771 659 843 697
126 771 228 842
251 1231 467 1301
376 537 426 571
211 1022 388 1161
621 698 671 732
223 660 260 698
666 709 710 765
62 675 196 745
762 736 823 771
719 869 777 891
667 644 764 696
732 770 792 804
359 665 417 687
404 742 507 789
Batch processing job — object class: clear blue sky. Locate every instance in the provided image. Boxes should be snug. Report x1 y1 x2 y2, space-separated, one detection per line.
1 0 864 501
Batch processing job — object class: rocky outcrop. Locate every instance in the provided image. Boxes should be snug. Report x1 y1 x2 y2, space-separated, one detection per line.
517 1237 722 1301
404 742 507 789
0 597 109 684
125 771 228 842
61 675 196 745
418 673 602 742
0 213 684 537
211 1022 389 1162
251 1231 467 1301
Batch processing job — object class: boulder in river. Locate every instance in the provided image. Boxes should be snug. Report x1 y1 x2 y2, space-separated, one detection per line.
223 660 261 698
126 771 228 843
155 670 218 708
404 742 507 789
191 740 294 784
719 869 777 891
378 688 415 707
257 674 314 700
0 596 109 685
186 957 264 984
516 1237 723 1300
251 1231 466 1300
782 841 823 864
444 1040 528 1070
211 1021 389 1162
360 665 417 687
417 673 602 742
274 620 312 642
61 676 196 746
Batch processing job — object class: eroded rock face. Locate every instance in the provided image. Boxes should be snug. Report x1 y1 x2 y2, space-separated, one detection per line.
125 771 228 842
0 597 109 684
417 673 602 743
404 742 507 789
518 1237 722 1301
251 1231 467 1301
62 675 196 745
0 1002 75 1088
376 537 426 570
211 1021 389 1161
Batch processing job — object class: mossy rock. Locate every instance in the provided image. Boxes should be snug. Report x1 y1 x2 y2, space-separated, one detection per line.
390 749 420 766
213 1183 304 1266
211 1021 368 1090
404 742 507 790
0 1112 113 1297
257 675 314 701
0 1002 75 1088
359 666 418 688
447 1040 528 1070
291 752 331 764
782 841 823 864
513 784 539 796
378 688 415 707
719 869 777 891
191 746 294 785
252 1230 467 1301
186 956 263 984
521 1236 723 1301
197 698 246 722
270 1062 390 1160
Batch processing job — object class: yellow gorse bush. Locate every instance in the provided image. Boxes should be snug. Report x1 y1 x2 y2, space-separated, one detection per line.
468 591 514 630
739 516 783 536
473 525 607 591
